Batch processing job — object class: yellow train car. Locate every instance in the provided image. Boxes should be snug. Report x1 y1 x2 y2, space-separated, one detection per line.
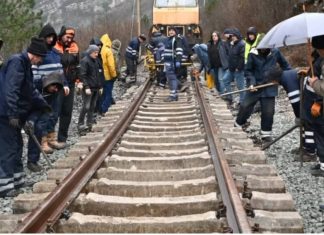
150 0 203 46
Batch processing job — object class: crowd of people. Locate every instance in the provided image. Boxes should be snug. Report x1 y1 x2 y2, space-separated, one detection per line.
0 22 323 198
146 26 324 179
0 24 124 198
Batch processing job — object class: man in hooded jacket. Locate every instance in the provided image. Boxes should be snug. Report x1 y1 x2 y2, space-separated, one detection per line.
100 33 117 114
222 28 246 106
32 24 67 156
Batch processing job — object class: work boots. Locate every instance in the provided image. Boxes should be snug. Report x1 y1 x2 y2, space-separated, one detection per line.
47 132 66 150
41 136 54 154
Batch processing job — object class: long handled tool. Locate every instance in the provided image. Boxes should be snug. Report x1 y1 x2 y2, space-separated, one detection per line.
261 124 299 150
214 82 277 98
24 127 53 168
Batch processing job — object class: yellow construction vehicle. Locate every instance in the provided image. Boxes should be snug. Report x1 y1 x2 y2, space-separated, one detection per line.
150 0 203 46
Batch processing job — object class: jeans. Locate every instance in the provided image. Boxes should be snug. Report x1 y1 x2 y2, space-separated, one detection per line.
236 93 275 137
101 80 115 113
165 68 179 98
223 70 245 103
211 67 226 94
56 84 75 142
78 89 99 126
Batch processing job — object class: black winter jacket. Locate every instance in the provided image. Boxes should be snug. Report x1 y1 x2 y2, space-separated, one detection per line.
228 39 245 72
79 55 102 90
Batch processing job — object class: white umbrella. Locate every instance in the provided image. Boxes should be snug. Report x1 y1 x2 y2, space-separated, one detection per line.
257 12 324 49
257 12 324 165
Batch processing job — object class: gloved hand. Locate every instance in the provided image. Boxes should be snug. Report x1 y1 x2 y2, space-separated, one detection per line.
249 85 258 92
85 88 91 95
64 86 70 96
175 61 181 68
76 82 83 95
9 118 20 129
23 120 34 135
99 88 103 95
76 82 83 90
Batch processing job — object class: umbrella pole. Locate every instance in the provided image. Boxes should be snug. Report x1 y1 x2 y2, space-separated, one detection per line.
299 75 305 168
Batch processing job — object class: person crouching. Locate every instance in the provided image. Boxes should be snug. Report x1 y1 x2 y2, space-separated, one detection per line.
78 45 102 134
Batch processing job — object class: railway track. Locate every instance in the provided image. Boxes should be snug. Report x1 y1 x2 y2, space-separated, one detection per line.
1 72 304 233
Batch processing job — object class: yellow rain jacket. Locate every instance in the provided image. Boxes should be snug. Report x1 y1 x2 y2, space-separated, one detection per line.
100 34 117 80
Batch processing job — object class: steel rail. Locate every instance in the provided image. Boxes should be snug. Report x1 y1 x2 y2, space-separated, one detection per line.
194 80 252 233
15 78 152 233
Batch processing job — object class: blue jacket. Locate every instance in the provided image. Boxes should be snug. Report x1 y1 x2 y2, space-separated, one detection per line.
192 43 209 72
245 48 291 97
162 35 183 64
279 69 300 118
32 49 66 92
0 52 47 121
125 37 141 60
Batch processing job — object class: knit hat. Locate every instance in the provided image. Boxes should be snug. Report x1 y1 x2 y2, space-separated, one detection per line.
27 37 47 57
86 45 100 54
112 39 121 51
312 35 324 49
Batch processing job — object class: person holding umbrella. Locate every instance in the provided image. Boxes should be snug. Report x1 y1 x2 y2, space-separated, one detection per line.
304 35 324 177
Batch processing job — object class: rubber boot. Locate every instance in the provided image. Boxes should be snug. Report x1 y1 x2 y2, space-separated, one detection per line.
47 132 66 150
41 136 54 154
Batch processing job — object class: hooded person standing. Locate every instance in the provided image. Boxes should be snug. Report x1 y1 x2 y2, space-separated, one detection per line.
31 23 66 156
100 33 117 114
54 26 80 148
77 45 102 134
244 27 264 63
0 37 49 197
222 28 246 107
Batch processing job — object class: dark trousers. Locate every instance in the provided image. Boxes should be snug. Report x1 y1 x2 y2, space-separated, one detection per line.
57 85 75 142
315 122 324 163
303 121 316 154
236 93 275 136
125 57 136 77
78 89 99 126
0 117 25 195
27 113 48 163
101 80 115 113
